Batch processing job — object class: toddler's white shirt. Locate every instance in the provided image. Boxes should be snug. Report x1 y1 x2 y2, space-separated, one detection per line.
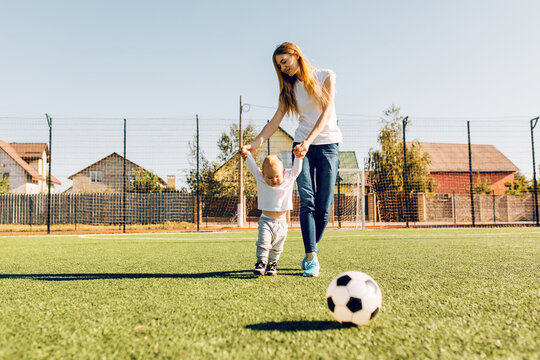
245 152 303 212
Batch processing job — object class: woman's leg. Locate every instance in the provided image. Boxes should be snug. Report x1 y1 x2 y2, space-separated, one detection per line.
314 144 340 244
294 143 317 254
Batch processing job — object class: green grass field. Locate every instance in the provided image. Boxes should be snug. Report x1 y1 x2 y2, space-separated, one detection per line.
0 228 538 359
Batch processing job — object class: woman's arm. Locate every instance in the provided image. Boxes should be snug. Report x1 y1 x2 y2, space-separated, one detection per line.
294 73 336 157
241 103 286 153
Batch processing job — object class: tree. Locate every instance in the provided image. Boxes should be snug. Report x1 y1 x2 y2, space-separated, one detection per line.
185 148 226 198
185 122 261 198
0 175 9 194
217 123 259 164
473 173 493 194
130 168 163 193
367 105 436 194
505 172 531 194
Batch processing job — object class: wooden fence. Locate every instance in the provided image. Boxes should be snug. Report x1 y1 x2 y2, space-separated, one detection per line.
0 193 194 225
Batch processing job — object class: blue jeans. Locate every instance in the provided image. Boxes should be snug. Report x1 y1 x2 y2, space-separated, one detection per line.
293 142 339 253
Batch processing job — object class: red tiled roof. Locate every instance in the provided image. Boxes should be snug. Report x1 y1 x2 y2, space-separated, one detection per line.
414 142 519 173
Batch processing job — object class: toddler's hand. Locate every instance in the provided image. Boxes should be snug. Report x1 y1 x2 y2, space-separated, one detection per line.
293 142 309 158
239 145 251 158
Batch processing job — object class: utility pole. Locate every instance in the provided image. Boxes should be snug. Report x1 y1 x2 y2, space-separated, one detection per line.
238 96 244 228
267 119 270 156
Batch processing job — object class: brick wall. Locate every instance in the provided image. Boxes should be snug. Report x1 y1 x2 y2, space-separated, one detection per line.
430 172 515 195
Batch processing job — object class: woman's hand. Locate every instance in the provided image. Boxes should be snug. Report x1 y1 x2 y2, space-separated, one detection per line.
239 144 253 159
293 141 310 158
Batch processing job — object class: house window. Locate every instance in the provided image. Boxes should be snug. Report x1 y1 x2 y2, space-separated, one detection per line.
90 171 103 183
0 172 9 180
279 151 293 169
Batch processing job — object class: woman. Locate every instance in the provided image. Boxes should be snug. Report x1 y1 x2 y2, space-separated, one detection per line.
241 42 342 277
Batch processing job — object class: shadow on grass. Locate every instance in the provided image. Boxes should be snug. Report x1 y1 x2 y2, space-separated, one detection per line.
0 269 303 281
246 320 347 332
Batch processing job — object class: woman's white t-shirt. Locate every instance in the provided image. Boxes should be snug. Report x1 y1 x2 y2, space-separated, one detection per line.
293 68 343 145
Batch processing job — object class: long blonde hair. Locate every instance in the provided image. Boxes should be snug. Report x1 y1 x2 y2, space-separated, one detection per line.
273 42 329 117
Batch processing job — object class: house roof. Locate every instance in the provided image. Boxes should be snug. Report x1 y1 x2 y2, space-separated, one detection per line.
0 140 44 181
414 142 519 173
10 143 49 159
5 142 61 185
46 171 62 186
338 151 362 185
68 152 167 185
339 151 359 170
0 140 49 183
276 126 294 140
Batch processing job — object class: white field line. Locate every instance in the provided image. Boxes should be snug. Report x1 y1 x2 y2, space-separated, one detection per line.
2 229 537 240
75 230 540 241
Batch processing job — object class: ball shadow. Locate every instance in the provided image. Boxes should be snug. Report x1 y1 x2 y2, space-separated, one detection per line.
246 320 349 332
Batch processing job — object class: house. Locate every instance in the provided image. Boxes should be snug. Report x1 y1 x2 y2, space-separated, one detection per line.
68 152 166 193
254 126 296 167
214 126 360 195
0 141 61 193
337 151 363 196
416 142 519 195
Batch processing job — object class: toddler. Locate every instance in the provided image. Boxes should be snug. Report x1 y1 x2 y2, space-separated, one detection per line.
240 149 303 276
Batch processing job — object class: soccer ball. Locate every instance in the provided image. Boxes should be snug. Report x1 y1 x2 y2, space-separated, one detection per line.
326 271 382 326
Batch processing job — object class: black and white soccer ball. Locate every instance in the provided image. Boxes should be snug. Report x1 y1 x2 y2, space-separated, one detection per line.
326 271 382 326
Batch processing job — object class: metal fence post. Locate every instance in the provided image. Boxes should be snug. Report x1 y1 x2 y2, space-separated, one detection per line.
492 192 496 224
337 174 341 228
123 118 127 233
402 116 409 228
467 121 476 227
45 114 52 234
196 114 200 232
531 117 539 226
361 163 365 230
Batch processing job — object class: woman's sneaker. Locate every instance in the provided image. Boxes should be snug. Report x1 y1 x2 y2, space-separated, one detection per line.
301 255 308 270
303 257 320 277
266 262 277 276
301 250 319 270
254 261 267 276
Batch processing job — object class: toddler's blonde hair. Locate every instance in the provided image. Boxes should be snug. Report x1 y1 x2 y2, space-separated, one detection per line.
262 155 283 174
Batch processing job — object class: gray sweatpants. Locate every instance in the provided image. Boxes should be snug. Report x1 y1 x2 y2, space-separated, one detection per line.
256 215 288 263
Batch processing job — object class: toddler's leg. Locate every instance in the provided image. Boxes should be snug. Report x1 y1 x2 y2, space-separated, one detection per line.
268 221 288 264
256 218 273 262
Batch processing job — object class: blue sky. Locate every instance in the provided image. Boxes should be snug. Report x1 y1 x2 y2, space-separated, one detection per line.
1 1 539 188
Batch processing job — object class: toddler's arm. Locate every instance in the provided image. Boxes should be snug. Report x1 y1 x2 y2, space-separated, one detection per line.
244 152 264 181
288 156 303 180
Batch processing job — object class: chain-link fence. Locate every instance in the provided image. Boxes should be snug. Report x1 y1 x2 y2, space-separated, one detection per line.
0 111 538 232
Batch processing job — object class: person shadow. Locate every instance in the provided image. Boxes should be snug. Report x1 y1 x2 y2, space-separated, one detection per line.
0 269 303 281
